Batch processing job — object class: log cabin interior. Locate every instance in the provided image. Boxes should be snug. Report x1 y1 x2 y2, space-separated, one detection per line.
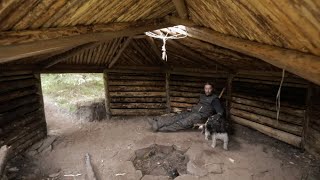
0 0 319 179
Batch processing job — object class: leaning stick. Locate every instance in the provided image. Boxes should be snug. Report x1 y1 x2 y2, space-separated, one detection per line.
0 145 11 178
85 153 97 180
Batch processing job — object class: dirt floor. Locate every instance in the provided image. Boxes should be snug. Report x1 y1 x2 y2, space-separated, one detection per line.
6 98 320 180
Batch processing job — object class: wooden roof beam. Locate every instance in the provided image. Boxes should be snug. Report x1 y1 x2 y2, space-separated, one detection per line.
167 40 234 72
108 37 132 68
43 42 100 68
172 0 188 19
0 18 171 63
165 17 320 85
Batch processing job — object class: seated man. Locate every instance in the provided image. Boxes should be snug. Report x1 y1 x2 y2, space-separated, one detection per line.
148 82 224 132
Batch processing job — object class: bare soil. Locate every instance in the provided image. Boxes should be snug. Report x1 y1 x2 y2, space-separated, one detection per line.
6 98 320 180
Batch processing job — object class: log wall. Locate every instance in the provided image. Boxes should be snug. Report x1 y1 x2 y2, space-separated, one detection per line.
304 84 320 157
0 71 46 158
230 73 308 147
169 72 228 112
107 72 167 116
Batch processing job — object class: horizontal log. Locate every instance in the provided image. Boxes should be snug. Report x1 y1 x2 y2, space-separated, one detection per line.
110 103 166 109
170 91 200 98
109 86 165 92
181 24 320 85
170 86 202 93
0 102 41 126
170 75 227 82
231 115 301 147
10 129 46 158
0 78 37 93
110 92 166 97
0 94 39 113
0 110 42 136
231 102 303 125
110 97 166 103
232 93 306 110
170 97 199 104
235 73 307 84
170 102 194 108
0 74 34 82
0 86 38 103
109 80 165 86
110 109 166 116
0 71 33 77
233 78 307 88
108 75 164 81
1 120 46 146
231 108 302 136
170 80 226 88
0 18 171 63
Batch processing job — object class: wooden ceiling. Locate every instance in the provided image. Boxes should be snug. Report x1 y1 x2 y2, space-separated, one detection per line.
0 0 319 82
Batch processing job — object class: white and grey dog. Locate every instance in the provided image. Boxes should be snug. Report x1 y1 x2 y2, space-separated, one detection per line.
198 114 229 150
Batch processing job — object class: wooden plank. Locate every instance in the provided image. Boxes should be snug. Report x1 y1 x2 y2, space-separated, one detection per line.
0 78 36 93
170 102 194 108
0 94 39 113
170 97 198 103
0 18 171 63
231 115 301 147
0 87 37 103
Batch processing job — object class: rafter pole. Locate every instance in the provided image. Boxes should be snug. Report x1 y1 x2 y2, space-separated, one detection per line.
108 37 132 68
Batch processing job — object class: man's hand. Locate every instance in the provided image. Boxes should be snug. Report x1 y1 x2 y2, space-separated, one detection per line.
187 107 192 112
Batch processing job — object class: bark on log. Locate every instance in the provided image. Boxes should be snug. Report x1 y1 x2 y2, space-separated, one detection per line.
109 86 165 92
0 94 39 113
108 75 164 81
110 92 166 97
110 109 166 116
0 145 11 178
231 96 305 117
170 102 194 108
85 153 97 180
231 115 301 147
110 97 166 103
170 86 202 93
0 74 34 82
0 102 41 126
110 103 166 109
233 78 307 88
232 93 306 110
170 97 199 104
0 86 37 103
231 103 303 125
0 78 37 93
170 91 200 98
109 80 165 86
230 108 302 136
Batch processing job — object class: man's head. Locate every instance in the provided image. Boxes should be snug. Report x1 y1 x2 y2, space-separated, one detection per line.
204 82 213 96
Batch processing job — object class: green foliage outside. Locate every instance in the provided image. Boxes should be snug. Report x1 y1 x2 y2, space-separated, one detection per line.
41 73 105 112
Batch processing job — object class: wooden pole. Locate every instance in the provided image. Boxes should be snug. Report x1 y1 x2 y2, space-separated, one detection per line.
108 37 132 68
0 145 11 178
166 72 171 113
172 0 188 19
226 75 234 121
302 83 313 149
103 70 111 120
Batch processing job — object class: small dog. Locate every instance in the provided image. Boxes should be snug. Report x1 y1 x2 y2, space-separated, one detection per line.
198 114 229 150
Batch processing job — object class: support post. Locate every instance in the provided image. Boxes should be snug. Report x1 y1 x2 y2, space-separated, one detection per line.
165 72 171 113
103 70 111 119
302 83 312 149
226 74 234 121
